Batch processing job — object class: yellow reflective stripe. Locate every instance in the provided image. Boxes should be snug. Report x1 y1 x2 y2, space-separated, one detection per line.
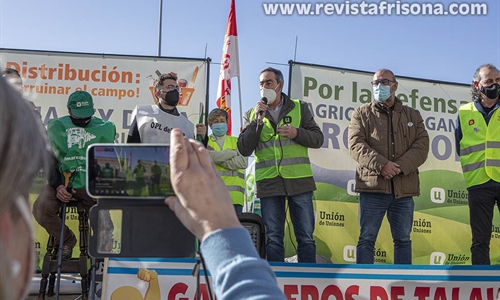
256 139 297 151
486 159 500 167
460 144 485 156
486 141 500 148
220 170 245 179
256 157 310 169
256 159 276 169
227 185 245 193
463 142 500 156
462 161 485 173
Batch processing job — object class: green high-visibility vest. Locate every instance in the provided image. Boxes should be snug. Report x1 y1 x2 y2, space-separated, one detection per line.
48 116 116 189
208 136 245 206
459 102 500 187
250 99 312 181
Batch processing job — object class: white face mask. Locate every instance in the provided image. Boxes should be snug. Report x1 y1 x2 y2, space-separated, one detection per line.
260 84 280 105
12 196 36 300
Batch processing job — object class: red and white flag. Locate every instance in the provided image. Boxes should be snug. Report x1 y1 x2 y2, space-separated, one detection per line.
216 0 240 136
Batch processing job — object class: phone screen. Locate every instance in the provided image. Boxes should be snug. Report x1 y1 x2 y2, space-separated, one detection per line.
87 144 173 199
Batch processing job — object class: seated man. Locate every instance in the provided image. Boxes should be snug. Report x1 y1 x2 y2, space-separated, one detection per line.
33 91 116 259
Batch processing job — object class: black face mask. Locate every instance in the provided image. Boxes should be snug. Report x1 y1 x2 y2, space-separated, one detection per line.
161 89 180 106
70 116 92 127
480 83 500 100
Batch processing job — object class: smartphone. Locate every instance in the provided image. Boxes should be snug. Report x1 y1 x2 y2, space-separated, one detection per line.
87 144 174 199
86 144 196 258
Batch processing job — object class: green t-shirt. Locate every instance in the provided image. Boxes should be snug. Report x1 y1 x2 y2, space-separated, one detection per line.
48 116 116 189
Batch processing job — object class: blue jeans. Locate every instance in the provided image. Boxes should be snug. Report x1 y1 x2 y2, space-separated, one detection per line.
261 191 316 263
357 192 414 264
234 204 243 214
468 186 500 265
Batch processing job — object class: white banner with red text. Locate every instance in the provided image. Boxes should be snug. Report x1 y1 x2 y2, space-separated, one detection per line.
103 258 500 300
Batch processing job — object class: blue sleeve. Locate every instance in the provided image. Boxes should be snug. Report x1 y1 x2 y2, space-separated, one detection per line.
200 228 286 300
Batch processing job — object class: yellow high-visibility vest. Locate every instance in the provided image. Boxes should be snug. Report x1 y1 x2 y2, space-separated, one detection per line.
250 99 312 181
458 102 500 187
208 136 245 206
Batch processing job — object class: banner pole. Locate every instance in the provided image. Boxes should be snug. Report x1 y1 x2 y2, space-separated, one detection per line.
157 0 163 56
205 58 211 126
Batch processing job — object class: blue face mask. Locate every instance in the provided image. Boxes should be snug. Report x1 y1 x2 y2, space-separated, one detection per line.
373 84 392 102
211 123 227 137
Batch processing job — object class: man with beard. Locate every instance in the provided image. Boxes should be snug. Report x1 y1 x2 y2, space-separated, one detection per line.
455 64 500 265
33 91 116 259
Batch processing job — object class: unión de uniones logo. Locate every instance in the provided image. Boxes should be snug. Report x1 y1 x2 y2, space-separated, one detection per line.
430 187 445 204
343 245 356 262
346 179 358 196
431 252 471 265
430 252 446 265
318 210 345 227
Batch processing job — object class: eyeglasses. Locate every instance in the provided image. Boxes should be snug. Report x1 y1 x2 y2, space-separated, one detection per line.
159 85 180 93
370 79 395 86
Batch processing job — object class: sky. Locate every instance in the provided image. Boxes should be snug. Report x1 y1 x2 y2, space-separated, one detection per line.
1 0 499 132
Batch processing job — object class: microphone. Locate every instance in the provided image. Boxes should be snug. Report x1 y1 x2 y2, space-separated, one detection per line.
256 97 268 133
66 182 73 193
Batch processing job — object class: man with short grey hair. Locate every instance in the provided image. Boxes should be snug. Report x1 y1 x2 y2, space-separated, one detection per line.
237 67 324 263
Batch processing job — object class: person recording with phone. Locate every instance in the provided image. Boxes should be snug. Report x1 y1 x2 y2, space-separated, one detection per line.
127 72 207 145
0 76 50 300
2 67 38 113
32 91 116 259
237 67 324 263
165 128 286 299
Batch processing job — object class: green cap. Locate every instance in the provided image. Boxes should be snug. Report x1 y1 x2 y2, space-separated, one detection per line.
67 91 94 118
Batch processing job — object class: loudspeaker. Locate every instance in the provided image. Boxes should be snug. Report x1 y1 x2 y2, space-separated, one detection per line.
238 213 266 259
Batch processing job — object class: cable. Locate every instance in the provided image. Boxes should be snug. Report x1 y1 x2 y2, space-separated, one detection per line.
199 251 214 300
284 202 297 256
192 252 202 300
192 250 214 300
276 132 298 257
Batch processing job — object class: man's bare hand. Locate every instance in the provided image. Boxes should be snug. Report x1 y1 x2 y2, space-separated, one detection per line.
56 185 74 202
381 161 401 180
277 124 298 139
196 123 207 139
254 99 268 122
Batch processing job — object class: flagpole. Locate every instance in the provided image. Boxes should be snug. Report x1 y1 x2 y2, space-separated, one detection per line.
237 77 243 132
157 0 163 56
237 76 247 212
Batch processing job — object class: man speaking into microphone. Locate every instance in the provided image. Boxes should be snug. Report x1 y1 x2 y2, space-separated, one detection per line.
237 67 324 263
